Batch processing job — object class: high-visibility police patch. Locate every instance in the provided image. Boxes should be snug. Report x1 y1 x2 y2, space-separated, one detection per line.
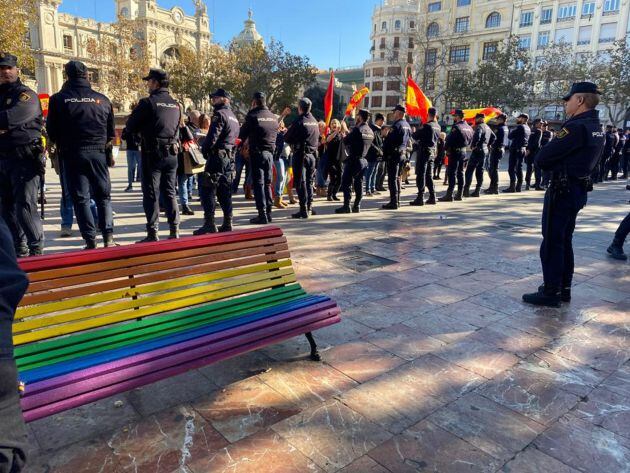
556 127 570 139
19 92 31 102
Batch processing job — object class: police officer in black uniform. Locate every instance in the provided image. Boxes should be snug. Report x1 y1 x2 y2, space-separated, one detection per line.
525 118 543 190
47 61 116 249
382 105 412 209
284 98 319 219
0 215 29 473
238 92 278 225
410 107 441 206
439 109 473 202
0 53 44 257
194 88 240 234
485 113 508 195
523 82 605 307
464 113 495 198
125 68 181 242
335 109 374 214
504 113 531 193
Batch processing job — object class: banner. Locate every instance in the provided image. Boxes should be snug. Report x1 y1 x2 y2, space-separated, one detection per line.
345 86 369 116
38 94 50 119
406 76 432 123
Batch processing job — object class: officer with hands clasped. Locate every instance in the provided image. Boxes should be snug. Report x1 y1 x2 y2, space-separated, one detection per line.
410 107 441 206
523 82 605 307
47 60 116 250
484 113 508 195
382 104 412 210
0 53 44 257
194 88 240 234
125 68 181 242
439 109 473 202
464 112 495 198
504 113 531 193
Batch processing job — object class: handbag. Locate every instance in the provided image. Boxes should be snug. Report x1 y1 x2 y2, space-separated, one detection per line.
183 140 206 174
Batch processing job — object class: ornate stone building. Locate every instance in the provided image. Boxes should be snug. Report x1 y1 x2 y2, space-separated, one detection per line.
30 0 212 96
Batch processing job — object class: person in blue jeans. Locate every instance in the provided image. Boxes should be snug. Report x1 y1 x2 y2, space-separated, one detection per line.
365 113 384 196
59 159 98 237
274 125 290 208
122 128 142 192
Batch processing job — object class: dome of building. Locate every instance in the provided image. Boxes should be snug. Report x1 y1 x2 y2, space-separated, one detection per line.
233 9 264 47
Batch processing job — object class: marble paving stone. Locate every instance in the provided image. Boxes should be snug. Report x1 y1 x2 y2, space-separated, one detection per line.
407 283 471 305
436 339 520 379
186 429 324 473
402 312 479 344
27 436 120 473
601 364 630 398
500 446 580 473
572 387 630 440
323 340 406 383
469 323 549 358
336 455 390 473
259 336 325 362
191 378 300 443
433 300 508 328
361 274 418 294
29 394 140 451
272 399 392 472
501 310 575 340
127 370 217 417
534 415 630 473
343 302 419 330
257 360 358 409
437 273 502 296
389 267 442 286
427 393 545 462
367 420 502 473
198 350 276 387
312 317 375 346
107 405 229 473
372 293 443 315
477 365 580 425
363 323 446 361
328 282 392 309
572 282 630 304
467 291 529 316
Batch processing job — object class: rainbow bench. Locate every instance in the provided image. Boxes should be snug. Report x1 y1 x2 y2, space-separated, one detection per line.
14 227 341 422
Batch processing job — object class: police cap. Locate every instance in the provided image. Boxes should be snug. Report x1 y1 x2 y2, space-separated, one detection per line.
497 113 507 121
143 68 169 82
453 109 465 117
533 118 543 124
0 52 18 68
253 91 266 101
298 97 312 111
210 88 231 100
563 81 602 101
518 113 530 120
475 113 485 119
64 60 88 79
393 104 406 113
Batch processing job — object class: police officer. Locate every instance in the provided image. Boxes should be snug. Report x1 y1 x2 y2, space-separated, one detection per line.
599 125 618 182
525 118 543 190
503 113 531 193
284 98 319 219
194 89 240 234
47 61 116 249
539 121 555 189
607 212 630 261
439 109 473 202
609 128 626 180
410 107 441 206
623 129 630 179
238 92 278 225
523 82 605 307
464 113 495 198
485 113 508 195
382 105 412 209
0 216 29 473
0 53 44 257
335 109 374 214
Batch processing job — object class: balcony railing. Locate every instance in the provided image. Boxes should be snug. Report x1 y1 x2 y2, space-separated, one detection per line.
599 37 615 43
557 16 575 22
577 39 591 45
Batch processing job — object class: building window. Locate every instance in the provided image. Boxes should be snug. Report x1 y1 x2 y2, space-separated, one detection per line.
374 24 377 32
408 52 413 63
482 41 498 60
386 96 399 107
599 22 617 43
387 81 401 91
63 34 73 50
555 27 574 44
518 35 531 50
364 97 370 108
537 31 550 49
449 45 470 63
424 72 435 90
388 66 402 76
582 2 595 17
454 17 469 33
372 96 382 107
87 68 99 83
557 4 577 22
379 38 386 49
577 26 592 45
409 20 416 29
373 81 383 91
380 52 385 59
395 20 401 30
603 0 620 13
391 50 399 60
365 69 371 78
486 12 501 28
457 0 471 6
373 67 384 77
393 37 400 48
408 37 414 49
427 22 439 38
520 11 534 27
428 2 441 12
425 48 437 66
540 8 553 24
447 70 466 86
381 21 387 30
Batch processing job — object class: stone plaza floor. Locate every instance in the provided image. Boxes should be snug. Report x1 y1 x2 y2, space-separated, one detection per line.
25 155 630 473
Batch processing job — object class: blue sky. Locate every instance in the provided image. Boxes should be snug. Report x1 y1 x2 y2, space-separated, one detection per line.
59 0 382 69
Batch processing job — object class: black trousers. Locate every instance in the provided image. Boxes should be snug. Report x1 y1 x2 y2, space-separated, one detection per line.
294 152 316 208
613 212 630 246
508 148 526 189
446 151 465 193
0 155 44 254
376 161 386 190
465 150 485 190
386 153 404 203
540 184 587 290
599 152 613 181
415 151 435 197
251 150 273 214
64 149 113 241
341 157 367 206
326 160 342 197
488 148 503 190
141 152 180 230
200 150 234 219
608 152 621 179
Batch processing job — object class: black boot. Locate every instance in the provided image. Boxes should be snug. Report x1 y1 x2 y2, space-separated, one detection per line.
103 232 117 248
382 201 399 209
250 211 269 225
168 225 179 240
454 188 463 201
538 284 571 302
409 195 424 206
470 186 481 198
193 218 218 235
607 243 627 261
266 207 273 223
484 186 497 195
182 204 195 216
463 186 470 198
352 203 361 213
218 215 233 232
308 204 317 216
292 206 308 219
137 228 159 243
502 185 516 193
522 286 561 308
438 190 453 202
426 194 436 205
335 201 352 214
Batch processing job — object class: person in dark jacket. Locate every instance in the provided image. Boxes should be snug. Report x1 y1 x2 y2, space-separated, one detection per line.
325 119 344 201
609 128 626 180
382 105 412 209
464 113 495 198
122 125 142 192
622 129 630 179
525 118 543 190
0 215 29 473
523 82 605 307
485 114 509 194
433 132 446 180
599 125 618 182
365 113 384 197
439 109 473 202
411 107 441 205
503 113 531 193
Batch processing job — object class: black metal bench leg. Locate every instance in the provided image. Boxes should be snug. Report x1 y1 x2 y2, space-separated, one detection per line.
305 332 321 361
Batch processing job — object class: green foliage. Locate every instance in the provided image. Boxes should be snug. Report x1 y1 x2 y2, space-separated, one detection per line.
0 0 36 73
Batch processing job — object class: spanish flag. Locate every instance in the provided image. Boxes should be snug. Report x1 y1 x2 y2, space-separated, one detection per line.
454 107 503 124
324 70 335 131
345 86 370 117
406 75 432 123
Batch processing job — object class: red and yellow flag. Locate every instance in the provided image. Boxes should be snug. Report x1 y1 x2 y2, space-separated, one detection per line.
453 107 503 125
323 71 335 130
345 86 370 117
406 76 432 123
